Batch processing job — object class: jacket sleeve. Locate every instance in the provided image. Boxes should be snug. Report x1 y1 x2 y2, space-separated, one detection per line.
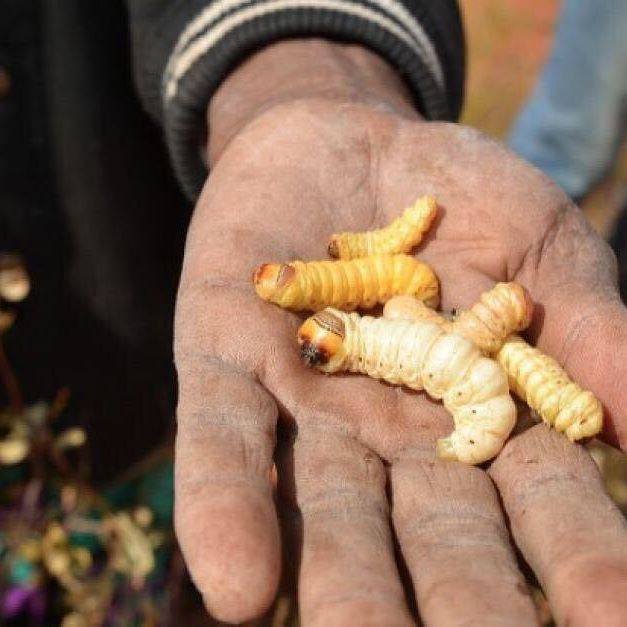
125 0 465 200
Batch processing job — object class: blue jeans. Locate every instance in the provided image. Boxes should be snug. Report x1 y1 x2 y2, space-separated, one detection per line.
508 0 627 200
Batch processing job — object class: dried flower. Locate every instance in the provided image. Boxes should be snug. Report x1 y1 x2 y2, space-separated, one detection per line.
0 254 30 303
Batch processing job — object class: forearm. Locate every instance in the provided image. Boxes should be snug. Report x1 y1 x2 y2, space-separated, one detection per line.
208 39 420 164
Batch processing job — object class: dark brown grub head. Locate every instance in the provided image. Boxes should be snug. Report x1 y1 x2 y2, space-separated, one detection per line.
327 237 340 259
300 341 329 366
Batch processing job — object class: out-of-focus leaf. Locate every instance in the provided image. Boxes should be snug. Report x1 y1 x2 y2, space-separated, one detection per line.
137 461 173 528
54 428 87 451
70 547 92 573
0 437 29 464
133 506 153 528
9 557 38 585
108 513 154 581
61 612 88 627
0 309 16 333
25 402 49 428
0 254 30 303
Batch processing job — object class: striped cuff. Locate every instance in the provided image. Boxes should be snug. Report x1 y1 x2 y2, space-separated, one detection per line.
161 0 464 200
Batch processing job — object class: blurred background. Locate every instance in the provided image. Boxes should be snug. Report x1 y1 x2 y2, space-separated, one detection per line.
0 0 625 625
463 0 627 237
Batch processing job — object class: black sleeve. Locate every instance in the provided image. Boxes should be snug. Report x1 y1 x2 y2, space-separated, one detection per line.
125 0 465 200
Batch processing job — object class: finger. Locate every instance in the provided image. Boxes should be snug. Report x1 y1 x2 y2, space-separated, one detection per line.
521 207 627 448
490 425 627 626
390 448 538 625
175 355 281 623
541 295 627 449
279 421 414 626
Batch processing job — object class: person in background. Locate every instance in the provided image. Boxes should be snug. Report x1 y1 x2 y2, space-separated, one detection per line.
5 1 627 624
509 0 627 204
509 0 627 297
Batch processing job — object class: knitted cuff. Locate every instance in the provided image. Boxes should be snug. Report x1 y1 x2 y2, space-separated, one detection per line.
159 0 465 200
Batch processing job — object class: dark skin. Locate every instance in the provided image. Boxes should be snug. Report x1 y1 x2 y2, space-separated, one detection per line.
174 40 627 625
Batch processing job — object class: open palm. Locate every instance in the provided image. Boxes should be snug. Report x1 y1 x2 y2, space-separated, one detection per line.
175 101 627 625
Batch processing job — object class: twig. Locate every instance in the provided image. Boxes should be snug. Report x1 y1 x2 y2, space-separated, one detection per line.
0 335 23 413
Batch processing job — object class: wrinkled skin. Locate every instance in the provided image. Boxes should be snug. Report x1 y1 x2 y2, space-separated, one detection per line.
175 98 627 626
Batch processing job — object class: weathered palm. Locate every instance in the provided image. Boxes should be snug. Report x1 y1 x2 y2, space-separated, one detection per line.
175 101 627 626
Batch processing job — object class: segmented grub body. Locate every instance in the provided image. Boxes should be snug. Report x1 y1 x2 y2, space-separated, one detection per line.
384 283 532 354
497 336 602 440
328 196 437 259
298 309 516 464
253 254 439 312
384 295 454 327
452 283 532 354
384 286 603 440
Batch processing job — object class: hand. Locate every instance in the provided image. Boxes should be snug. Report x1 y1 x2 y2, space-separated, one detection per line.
174 40 627 625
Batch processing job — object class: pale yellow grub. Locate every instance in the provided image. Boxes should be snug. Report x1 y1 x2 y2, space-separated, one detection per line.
384 284 602 441
328 195 437 259
298 308 516 465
